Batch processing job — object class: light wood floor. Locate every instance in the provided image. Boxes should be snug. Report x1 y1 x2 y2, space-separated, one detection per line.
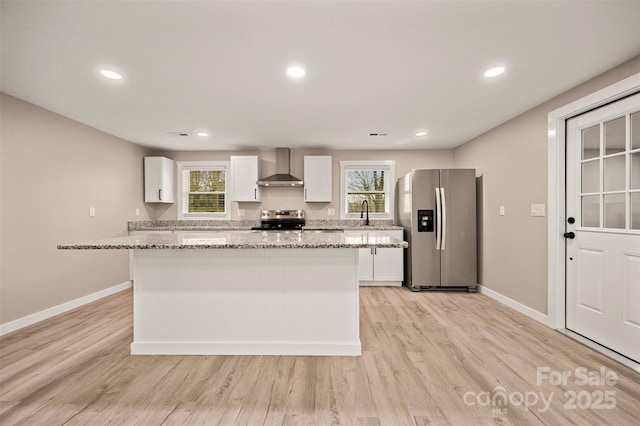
1 287 639 425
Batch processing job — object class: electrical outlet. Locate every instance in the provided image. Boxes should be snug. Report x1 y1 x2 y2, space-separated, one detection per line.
89 207 96 217
328 208 335 216
531 204 546 217
238 209 245 217
135 208 140 216
499 205 505 216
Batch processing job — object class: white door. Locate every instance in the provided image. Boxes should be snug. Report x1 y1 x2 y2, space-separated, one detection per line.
566 92 640 363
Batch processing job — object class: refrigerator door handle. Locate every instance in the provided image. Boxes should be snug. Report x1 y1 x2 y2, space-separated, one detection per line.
435 187 441 250
441 187 447 251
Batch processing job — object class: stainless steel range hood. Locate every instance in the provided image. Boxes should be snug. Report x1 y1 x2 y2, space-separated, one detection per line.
257 148 303 187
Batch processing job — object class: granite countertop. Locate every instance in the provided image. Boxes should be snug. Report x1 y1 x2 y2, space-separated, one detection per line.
58 231 409 250
128 220 403 232
129 220 258 231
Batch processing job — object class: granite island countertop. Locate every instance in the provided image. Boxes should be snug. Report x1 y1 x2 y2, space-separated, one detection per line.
128 220 403 232
58 231 409 250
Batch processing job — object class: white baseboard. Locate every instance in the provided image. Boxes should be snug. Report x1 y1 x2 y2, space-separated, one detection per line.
0 281 132 336
130 341 362 356
478 284 554 328
359 281 402 287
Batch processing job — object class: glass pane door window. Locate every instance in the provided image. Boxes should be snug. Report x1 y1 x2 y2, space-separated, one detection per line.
580 109 640 230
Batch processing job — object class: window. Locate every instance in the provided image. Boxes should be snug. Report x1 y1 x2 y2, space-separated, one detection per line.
579 110 640 230
340 160 395 220
177 161 230 219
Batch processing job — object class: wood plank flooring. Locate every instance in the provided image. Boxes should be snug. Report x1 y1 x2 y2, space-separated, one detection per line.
1 286 639 425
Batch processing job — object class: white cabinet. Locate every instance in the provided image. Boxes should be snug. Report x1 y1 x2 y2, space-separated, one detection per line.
230 156 262 202
144 157 175 203
358 247 374 281
347 230 404 286
372 246 404 282
304 156 332 202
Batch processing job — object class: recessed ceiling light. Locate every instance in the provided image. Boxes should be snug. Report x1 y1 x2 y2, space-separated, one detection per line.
100 69 123 80
484 66 505 78
286 66 306 78
415 131 427 137
195 131 209 137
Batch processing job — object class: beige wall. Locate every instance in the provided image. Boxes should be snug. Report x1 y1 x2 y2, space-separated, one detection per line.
3 56 637 326
148 149 454 221
453 56 640 314
0 94 151 324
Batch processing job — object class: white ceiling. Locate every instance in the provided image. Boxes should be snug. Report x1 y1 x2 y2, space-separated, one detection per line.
2 1 639 151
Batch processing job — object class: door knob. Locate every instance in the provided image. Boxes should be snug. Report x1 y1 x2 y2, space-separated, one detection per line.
563 232 575 239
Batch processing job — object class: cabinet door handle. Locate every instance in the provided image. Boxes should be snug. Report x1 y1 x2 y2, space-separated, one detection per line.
159 189 162 200
254 188 257 200
305 188 308 200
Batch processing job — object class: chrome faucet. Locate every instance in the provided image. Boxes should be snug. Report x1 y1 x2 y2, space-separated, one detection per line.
360 200 370 226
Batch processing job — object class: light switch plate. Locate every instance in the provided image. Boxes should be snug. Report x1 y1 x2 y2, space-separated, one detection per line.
499 205 505 216
531 204 546 217
135 208 140 216
89 207 96 217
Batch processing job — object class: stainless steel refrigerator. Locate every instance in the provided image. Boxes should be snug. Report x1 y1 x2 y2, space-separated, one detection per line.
396 169 477 290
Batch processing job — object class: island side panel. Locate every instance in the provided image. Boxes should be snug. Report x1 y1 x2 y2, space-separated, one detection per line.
131 248 360 356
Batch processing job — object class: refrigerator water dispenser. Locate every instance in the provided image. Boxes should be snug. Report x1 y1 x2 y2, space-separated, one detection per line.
417 210 434 232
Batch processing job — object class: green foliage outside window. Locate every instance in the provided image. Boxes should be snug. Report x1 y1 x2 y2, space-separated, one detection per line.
346 170 386 213
188 170 225 213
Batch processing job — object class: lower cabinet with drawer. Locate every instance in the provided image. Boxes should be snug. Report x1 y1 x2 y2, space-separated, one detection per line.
346 230 404 286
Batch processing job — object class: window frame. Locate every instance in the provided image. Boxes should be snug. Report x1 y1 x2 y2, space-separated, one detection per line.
339 160 395 220
176 161 230 220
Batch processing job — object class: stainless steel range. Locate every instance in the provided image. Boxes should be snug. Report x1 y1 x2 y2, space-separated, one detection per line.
251 210 305 231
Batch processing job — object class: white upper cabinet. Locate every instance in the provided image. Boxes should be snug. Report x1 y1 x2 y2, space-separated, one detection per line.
144 156 175 203
304 156 332 202
230 156 262 202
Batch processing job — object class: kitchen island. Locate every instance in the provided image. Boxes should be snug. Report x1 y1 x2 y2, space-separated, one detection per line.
59 232 408 356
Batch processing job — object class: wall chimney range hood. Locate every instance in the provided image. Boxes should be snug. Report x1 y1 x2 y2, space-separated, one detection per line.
257 148 303 187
